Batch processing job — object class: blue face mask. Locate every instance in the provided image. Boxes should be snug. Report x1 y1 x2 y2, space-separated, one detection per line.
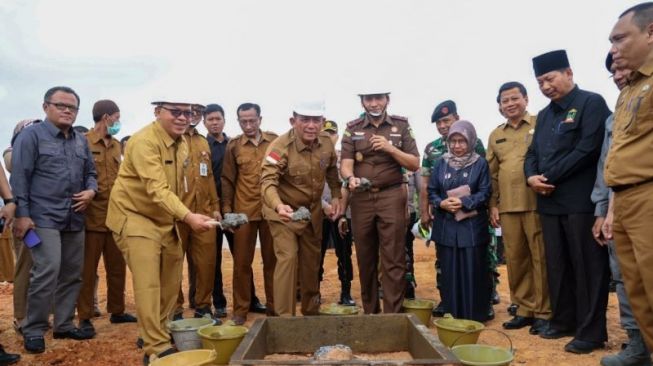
107 120 121 136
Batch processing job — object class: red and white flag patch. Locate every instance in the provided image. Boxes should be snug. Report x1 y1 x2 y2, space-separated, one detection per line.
266 150 281 165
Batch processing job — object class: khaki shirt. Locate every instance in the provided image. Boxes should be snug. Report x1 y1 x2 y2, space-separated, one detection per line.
221 130 278 220
260 129 341 234
181 128 219 215
106 121 190 242
341 114 419 188
605 58 653 187
85 128 121 232
487 113 537 213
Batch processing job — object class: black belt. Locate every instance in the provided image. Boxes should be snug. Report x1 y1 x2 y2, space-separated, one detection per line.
611 177 653 193
369 183 404 193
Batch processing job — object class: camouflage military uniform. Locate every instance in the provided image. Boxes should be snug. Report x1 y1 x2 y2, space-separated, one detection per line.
421 137 499 301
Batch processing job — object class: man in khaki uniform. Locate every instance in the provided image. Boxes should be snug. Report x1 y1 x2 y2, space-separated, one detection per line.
106 99 215 365
260 101 341 316
606 3 653 351
78 100 136 335
487 82 550 335
222 103 277 324
340 90 420 314
174 105 220 319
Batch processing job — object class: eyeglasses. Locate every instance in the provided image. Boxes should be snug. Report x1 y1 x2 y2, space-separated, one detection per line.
46 102 79 113
160 106 194 119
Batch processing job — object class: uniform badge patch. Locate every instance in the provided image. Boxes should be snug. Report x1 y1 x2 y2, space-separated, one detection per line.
564 108 577 123
266 150 281 165
355 152 363 162
391 126 398 133
343 130 352 137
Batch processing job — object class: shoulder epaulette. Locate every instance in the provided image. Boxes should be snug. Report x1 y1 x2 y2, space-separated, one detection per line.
390 114 408 122
346 117 364 128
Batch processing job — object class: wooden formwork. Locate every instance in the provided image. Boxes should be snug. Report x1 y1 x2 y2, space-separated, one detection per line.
230 314 461 365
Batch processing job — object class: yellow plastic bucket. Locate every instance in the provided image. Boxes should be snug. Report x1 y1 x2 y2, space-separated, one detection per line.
198 325 248 365
433 314 484 347
402 299 435 326
451 329 514 366
167 318 216 351
319 303 360 316
150 349 217 366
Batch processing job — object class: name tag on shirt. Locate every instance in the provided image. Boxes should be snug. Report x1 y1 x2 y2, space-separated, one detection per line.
200 162 208 177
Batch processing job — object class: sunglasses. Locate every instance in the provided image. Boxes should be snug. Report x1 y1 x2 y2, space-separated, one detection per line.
160 106 194 119
46 101 79 113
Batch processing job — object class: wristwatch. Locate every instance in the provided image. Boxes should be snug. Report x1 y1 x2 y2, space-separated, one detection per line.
3 197 15 205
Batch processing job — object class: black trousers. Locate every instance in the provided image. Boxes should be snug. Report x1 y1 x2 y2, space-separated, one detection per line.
211 230 259 309
404 212 417 289
319 218 354 285
540 213 609 342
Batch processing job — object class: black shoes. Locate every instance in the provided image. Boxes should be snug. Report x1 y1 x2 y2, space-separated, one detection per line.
564 339 604 354
487 307 495 321
0 345 20 365
339 292 356 306
110 313 137 324
53 327 95 340
539 325 575 339
432 302 445 317
529 318 549 335
194 307 213 319
491 291 500 305
502 316 534 330
172 312 183 321
507 303 518 316
249 302 267 314
24 336 45 354
214 307 227 318
79 319 96 336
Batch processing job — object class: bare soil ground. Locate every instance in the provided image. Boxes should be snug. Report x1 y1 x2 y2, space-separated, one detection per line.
0 239 624 365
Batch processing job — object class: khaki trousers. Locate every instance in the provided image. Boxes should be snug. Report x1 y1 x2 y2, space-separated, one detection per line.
269 221 321 316
500 211 551 318
175 222 216 312
114 232 182 357
232 220 275 318
13 235 32 320
77 231 126 320
613 182 653 349
350 186 407 314
0 230 15 282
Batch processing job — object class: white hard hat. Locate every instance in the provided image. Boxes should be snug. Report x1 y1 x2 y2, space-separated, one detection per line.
293 100 326 117
357 90 391 97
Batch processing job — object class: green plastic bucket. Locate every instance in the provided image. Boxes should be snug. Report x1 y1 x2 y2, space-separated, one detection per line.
198 325 248 365
150 349 217 366
319 303 360 316
167 318 216 351
433 314 484 347
402 299 435 326
451 328 514 366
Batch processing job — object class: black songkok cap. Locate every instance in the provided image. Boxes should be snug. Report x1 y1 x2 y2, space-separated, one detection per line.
606 53 614 73
532 50 570 77
431 100 457 123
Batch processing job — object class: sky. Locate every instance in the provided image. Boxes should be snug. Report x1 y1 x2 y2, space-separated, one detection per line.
0 0 641 155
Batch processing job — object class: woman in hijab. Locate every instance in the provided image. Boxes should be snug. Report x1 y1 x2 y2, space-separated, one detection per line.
428 120 492 322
